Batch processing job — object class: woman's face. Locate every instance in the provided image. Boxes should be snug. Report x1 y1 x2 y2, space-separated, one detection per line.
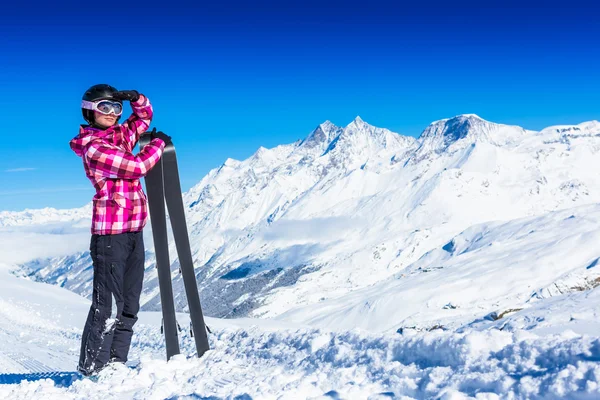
94 111 118 128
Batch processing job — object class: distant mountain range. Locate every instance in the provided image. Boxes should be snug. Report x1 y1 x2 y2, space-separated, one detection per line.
6 114 600 333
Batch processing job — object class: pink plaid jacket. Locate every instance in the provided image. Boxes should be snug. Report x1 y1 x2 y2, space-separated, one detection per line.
70 95 166 235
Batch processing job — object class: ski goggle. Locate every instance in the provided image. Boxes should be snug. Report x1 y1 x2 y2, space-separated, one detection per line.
81 99 123 116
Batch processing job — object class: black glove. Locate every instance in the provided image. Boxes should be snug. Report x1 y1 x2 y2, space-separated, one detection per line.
146 127 172 145
112 90 140 102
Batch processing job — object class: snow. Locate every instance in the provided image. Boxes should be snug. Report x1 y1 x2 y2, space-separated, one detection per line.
1 114 600 397
0 204 92 228
0 262 87 373
1 260 599 398
277 204 600 334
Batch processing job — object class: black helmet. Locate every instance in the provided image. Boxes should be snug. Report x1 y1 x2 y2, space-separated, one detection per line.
81 84 121 125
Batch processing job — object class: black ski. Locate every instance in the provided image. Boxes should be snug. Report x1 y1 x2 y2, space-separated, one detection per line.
140 132 210 360
161 144 211 357
142 135 181 360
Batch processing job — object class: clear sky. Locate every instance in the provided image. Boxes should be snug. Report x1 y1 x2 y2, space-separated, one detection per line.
1 1 599 211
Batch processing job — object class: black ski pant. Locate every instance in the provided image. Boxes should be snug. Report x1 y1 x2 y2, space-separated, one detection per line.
78 231 145 375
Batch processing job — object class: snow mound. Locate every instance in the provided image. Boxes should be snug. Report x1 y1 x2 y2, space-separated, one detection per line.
1 325 598 399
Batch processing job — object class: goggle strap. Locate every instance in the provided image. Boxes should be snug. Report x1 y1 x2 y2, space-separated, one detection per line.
81 100 95 110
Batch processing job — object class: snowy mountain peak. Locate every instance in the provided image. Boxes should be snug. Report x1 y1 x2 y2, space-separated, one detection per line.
345 116 376 133
351 115 366 125
421 114 490 139
251 146 268 159
223 158 241 167
299 121 343 151
539 120 600 136
316 118 417 170
319 120 337 131
431 113 484 123
417 114 506 153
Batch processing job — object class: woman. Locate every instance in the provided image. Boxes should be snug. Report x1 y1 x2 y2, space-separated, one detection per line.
69 84 171 376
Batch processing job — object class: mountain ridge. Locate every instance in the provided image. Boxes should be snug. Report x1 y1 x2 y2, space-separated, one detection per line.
6 114 600 334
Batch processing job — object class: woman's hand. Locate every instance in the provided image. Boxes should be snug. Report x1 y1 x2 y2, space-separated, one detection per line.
112 90 140 102
144 127 172 145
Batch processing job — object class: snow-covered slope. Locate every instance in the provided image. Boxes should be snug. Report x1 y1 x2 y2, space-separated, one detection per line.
1 261 599 399
277 204 600 333
0 262 87 373
6 114 600 334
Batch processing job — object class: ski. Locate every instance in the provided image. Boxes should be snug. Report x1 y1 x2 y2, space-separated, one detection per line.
140 132 210 359
161 143 211 358
141 134 181 360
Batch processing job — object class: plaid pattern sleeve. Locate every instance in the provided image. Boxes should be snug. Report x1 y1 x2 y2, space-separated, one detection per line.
121 94 153 150
84 138 166 180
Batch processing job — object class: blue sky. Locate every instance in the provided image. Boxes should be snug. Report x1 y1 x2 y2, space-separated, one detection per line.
1 1 599 211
